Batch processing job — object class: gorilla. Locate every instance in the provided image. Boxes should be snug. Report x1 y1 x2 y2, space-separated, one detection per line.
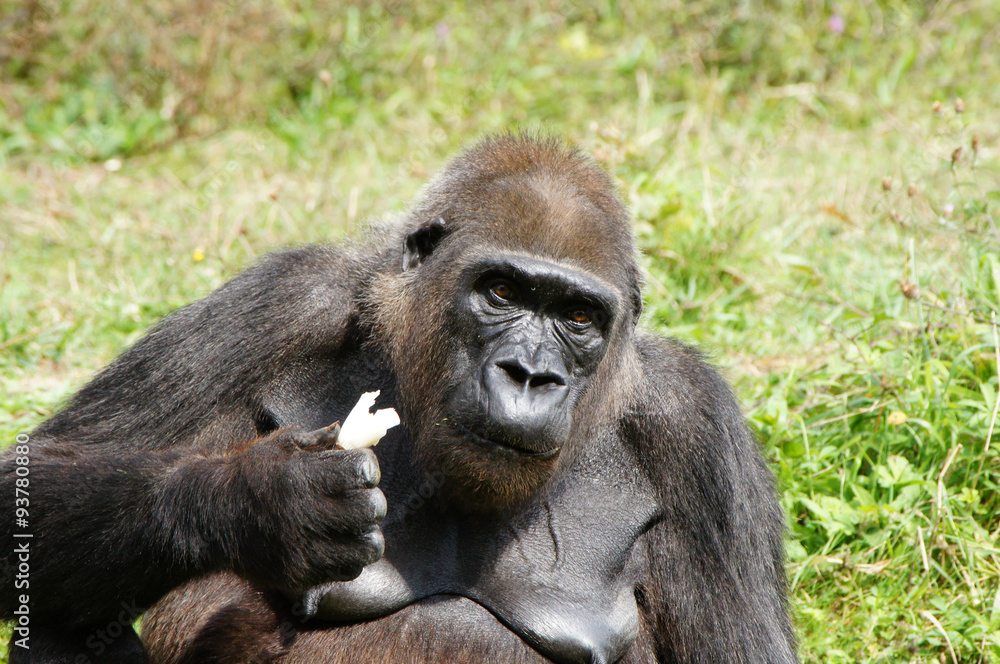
1 134 797 664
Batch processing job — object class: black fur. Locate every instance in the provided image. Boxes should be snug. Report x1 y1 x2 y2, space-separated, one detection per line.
2 134 797 663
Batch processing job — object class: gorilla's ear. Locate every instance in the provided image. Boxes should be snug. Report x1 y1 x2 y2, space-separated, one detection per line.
402 217 448 271
630 285 643 325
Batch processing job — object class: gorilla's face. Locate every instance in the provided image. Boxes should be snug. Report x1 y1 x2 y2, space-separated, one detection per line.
388 194 632 508
441 254 616 477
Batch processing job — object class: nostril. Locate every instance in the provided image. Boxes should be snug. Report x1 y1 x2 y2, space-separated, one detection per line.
497 361 529 385
528 373 565 389
497 361 566 389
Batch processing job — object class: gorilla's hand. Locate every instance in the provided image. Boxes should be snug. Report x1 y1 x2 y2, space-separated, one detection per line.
220 425 387 592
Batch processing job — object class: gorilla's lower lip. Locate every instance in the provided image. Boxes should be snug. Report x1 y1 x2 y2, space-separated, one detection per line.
452 422 560 459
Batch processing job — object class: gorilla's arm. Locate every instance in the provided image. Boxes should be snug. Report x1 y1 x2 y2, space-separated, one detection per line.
1 246 386 629
630 334 797 664
0 434 383 626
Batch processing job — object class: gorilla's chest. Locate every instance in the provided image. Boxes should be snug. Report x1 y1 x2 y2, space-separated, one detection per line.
308 430 659 664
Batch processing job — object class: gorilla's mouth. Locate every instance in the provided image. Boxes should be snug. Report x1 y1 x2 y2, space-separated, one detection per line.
451 421 560 460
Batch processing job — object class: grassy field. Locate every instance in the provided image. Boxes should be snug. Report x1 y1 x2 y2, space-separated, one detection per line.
2 1 999 661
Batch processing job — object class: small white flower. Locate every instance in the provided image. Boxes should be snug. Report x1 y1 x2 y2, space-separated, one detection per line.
338 391 400 449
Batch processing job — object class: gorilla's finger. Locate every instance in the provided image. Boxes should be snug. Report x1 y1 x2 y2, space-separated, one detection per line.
312 448 380 490
291 422 342 451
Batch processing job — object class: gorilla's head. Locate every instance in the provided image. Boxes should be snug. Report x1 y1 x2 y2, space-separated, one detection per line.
369 134 642 508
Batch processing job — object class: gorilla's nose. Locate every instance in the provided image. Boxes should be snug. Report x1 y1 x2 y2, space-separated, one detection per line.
496 359 567 391
479 355 572 453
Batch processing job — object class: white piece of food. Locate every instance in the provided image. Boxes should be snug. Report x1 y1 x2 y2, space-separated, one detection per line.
337 390 401 450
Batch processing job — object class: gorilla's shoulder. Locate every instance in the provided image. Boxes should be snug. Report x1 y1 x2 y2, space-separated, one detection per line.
196 242 389 316
133 243 378 364
229 243 368 289
633 332 728 389
629 331 746 428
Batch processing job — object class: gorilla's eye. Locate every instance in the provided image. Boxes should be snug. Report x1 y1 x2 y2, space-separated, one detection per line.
566 308 592 327
488 281 516 303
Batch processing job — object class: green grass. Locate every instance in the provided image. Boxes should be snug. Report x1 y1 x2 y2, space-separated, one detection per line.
2 1 1000 661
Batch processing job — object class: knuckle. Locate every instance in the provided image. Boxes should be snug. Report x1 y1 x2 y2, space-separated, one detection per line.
350 449 380 487
358 527 385 562
315 449 380 488
339 488 387 526
355 487 387 519
368 488 388 521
